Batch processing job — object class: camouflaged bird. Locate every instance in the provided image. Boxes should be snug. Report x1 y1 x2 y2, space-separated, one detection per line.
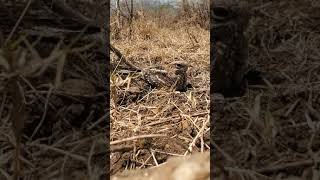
211 1 250 97
143 61 189 92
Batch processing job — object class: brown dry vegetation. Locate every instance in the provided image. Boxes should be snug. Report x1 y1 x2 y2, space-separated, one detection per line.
0 1 108 179
213 0 320 179
110 1 210 176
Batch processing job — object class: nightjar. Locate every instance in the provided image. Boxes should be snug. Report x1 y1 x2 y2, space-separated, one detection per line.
143 61 189 92
211 2 250 97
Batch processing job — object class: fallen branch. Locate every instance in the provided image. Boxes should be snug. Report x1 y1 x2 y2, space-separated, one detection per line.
110 44 141 71
110 134 166 145
41 0 140 71
256 159 314 174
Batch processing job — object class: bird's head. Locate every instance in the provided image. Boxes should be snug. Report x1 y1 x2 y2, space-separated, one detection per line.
170 61 188 72
212 1 250 31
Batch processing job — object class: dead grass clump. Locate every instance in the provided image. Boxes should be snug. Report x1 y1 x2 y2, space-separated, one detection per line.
212 0 320 179
0 1 108 179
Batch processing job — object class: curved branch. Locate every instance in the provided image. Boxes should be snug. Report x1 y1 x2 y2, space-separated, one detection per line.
43 0 140 71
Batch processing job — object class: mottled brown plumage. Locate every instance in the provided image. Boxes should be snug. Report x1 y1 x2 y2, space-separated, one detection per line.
211 2 250 97
143 61 189 92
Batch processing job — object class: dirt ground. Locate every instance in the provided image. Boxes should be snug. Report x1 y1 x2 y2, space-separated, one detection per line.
110 4 210 176
212 0 320 179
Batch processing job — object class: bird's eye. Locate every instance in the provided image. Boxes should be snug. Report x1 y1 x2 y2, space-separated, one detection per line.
176 64 184 68
213 7 230 20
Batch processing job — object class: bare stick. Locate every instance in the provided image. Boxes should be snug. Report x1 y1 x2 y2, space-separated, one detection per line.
110 44 141 71
4 0 33 46
257 159 314 174
50 0 94 26
110 134 166 145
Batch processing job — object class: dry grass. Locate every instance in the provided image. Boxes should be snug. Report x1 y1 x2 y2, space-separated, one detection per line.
0 40 108 180
110 7 210 175
213 0 320 179
0 1 108 179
